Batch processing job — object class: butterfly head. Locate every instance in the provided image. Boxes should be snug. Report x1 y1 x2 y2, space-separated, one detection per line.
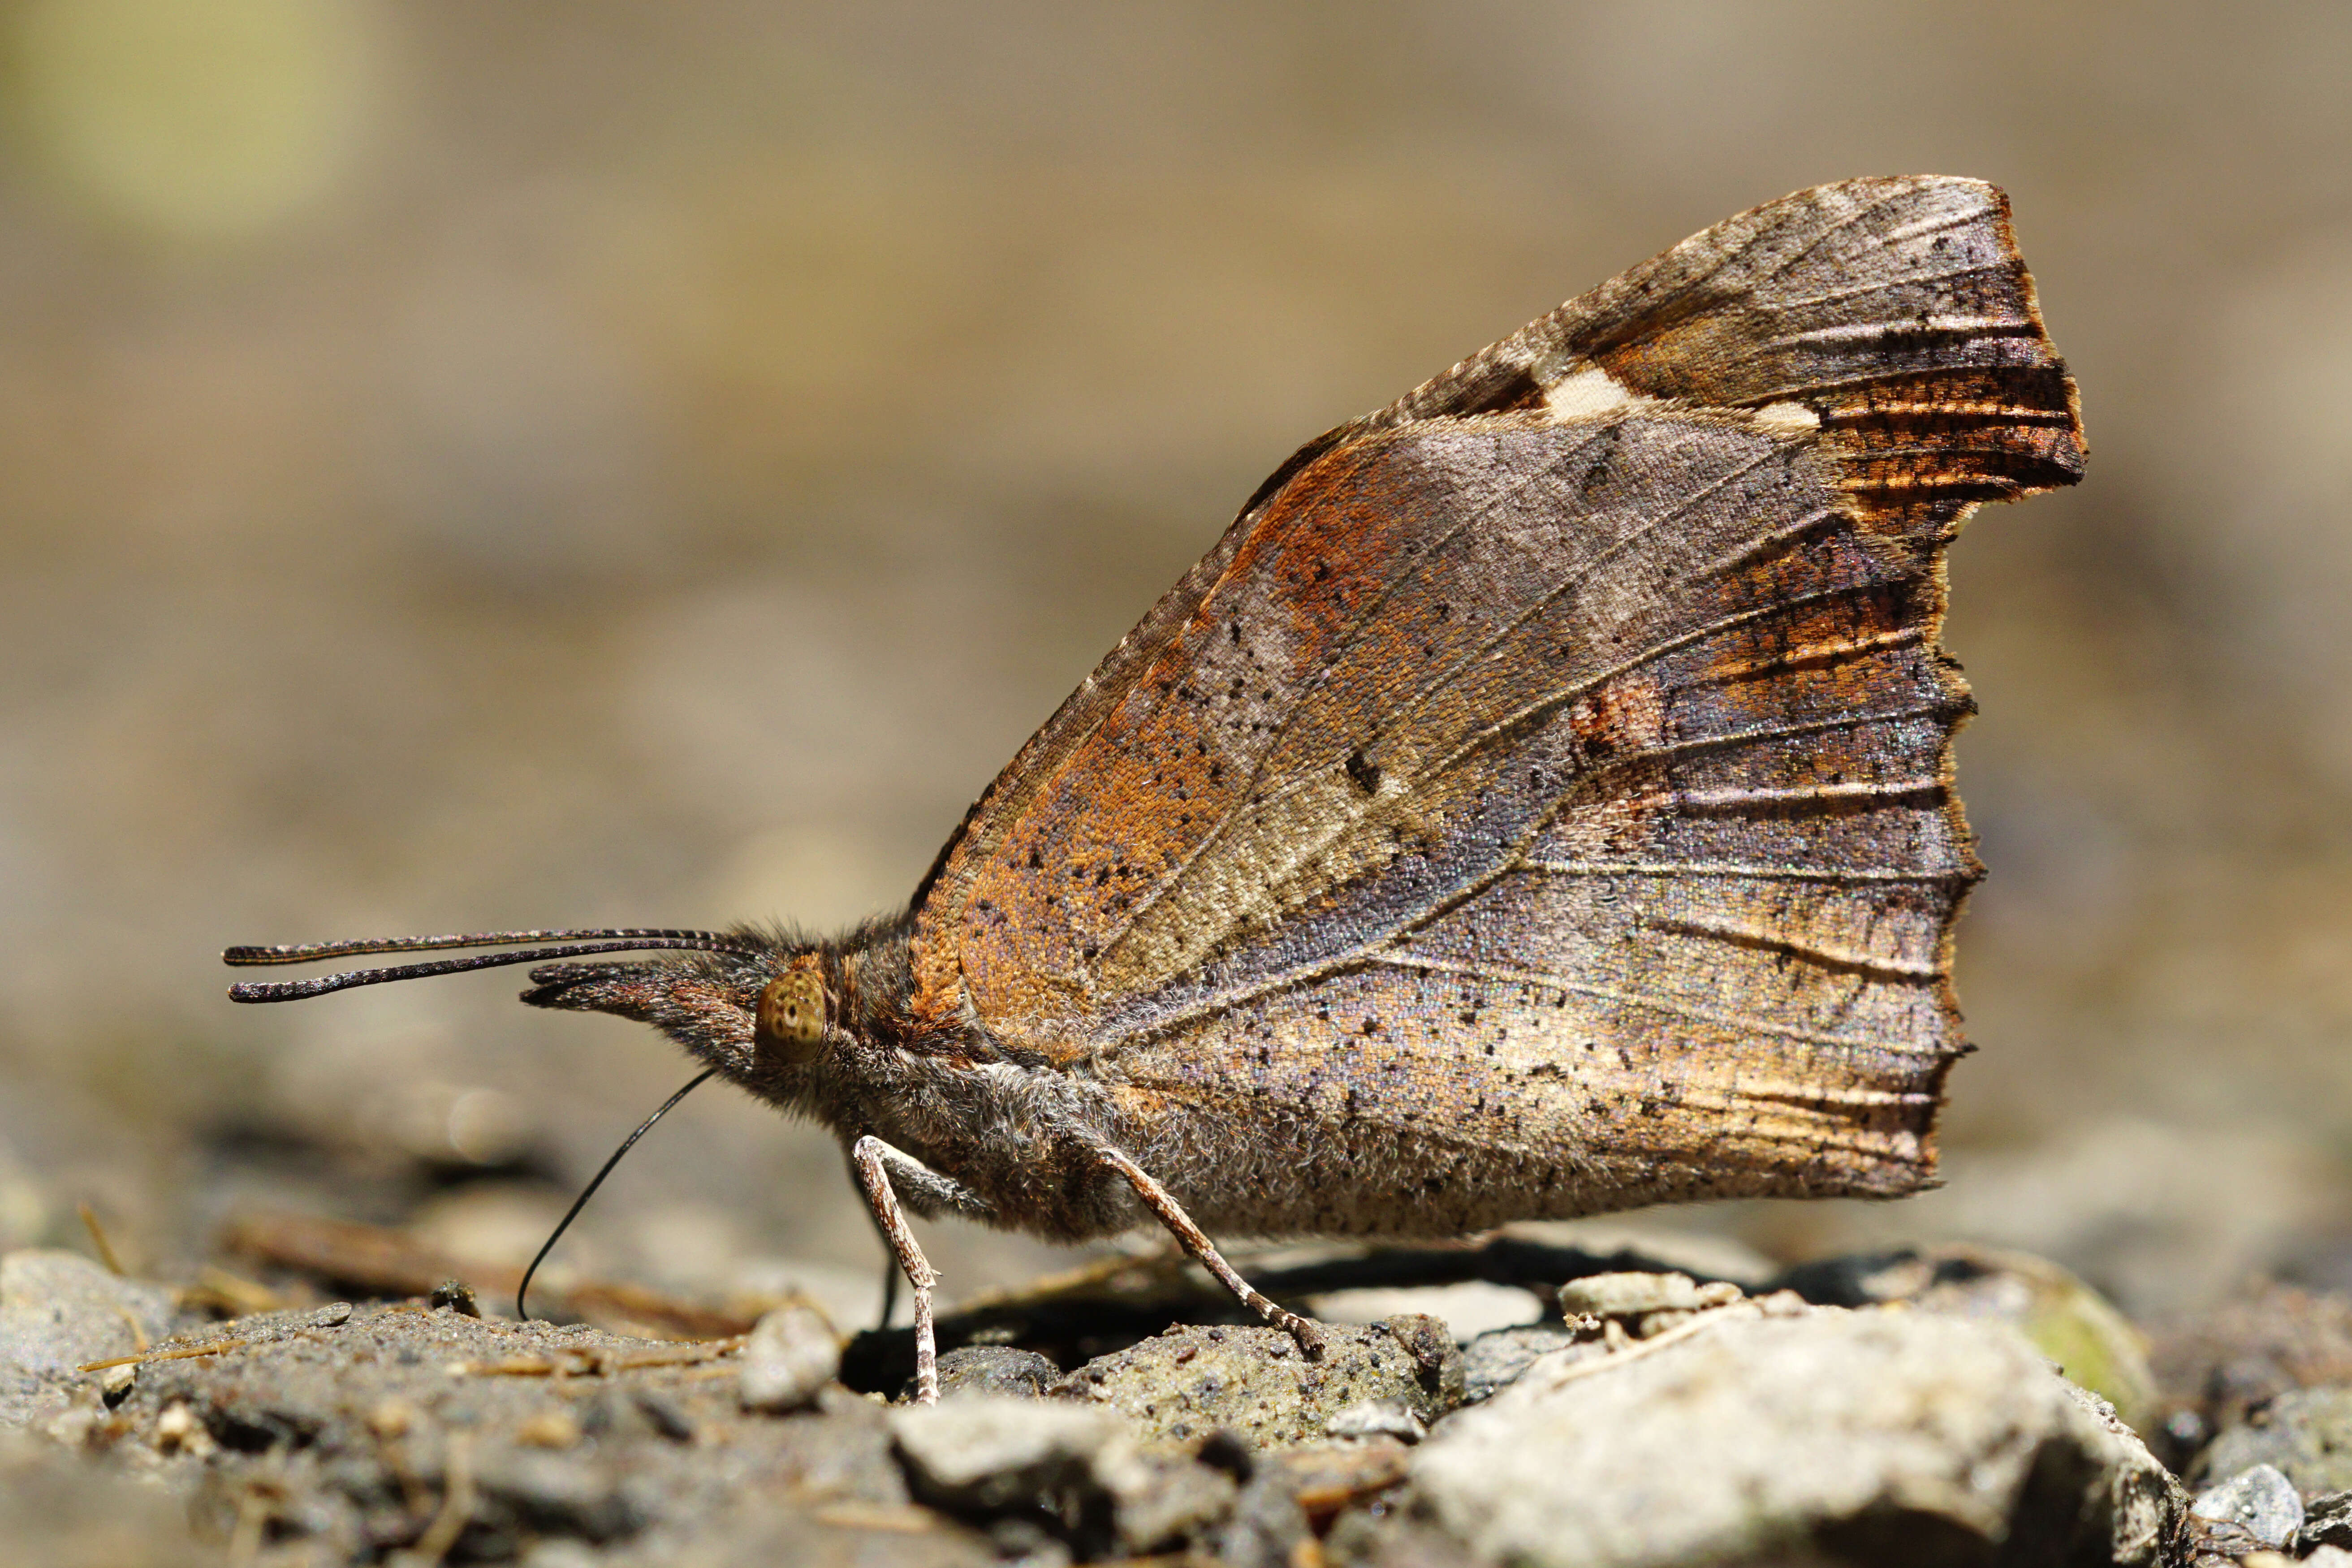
223 924 858 1112
519 940 843 1105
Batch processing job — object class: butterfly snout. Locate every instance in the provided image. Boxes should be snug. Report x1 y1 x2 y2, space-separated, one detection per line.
523 955 764 1063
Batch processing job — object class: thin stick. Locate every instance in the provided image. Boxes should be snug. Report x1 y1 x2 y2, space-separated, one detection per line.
406 1430 474 1566
80 1340 239 1372
78 1201 126 1275
448 1337 744 1378
516 1070 715 1322
228 1484 272 1568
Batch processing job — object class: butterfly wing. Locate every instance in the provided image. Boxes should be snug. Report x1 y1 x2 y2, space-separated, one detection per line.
908 177 2081 1228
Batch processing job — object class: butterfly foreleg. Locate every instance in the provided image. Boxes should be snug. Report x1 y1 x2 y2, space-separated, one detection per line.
850 1134 996 1404
1088 1142 1327 1361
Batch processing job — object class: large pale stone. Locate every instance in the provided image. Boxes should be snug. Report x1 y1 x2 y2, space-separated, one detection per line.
1405 1305 2178 1567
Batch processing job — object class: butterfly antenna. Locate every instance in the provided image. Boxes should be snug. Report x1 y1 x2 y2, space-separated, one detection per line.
516 1068 716 1323
224 929 755 966
224 929 758 1002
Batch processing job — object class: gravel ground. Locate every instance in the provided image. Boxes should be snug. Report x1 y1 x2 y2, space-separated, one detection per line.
13 1230 2352 1566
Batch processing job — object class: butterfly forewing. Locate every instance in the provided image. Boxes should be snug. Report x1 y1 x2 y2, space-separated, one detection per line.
909 176 2081 1230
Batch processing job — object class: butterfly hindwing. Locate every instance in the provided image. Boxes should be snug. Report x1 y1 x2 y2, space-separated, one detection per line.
1090 410 1974 1229
907 176 2080 1228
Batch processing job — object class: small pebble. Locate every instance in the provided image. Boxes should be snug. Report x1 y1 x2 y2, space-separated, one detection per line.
633 1389 695 1443
1057 1321 1454 1448
2189 1463 2303 1551
2305 1490 2352 1550
430 1279 480 1317
367 1399 417 1439
1379 1313 1464 1405
1092 1442 1240 1555
154 1402 214 1457
310 1301 353 1328
98 1362 137 1405
514 1410 582 1449
1325 1398 1427 1443
890 1396 1122 1512
2197 1386 2352 1494
1555 1272 1738 1318
739 1304 840 1413
933 1343 1061 1399
1459 1323 1591 1404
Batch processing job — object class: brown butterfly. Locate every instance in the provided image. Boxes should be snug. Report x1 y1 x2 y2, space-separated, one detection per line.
228 176 2082 1402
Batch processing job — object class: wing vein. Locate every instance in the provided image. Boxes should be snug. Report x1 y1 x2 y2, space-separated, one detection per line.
1640 915 1941 981
1682 625 1926 685
1077 430 1618 968
1873 204 1997 248
1760 315 2038 353
1545 701 1960 795
1366 950 1938 1053
1694 503 1847 579
1084 599 1953 1054
1677 778 1947 812
1138 456 1834 884
1522 859 1967 885
1760 186 1913 284
1757 258 2013 314
1413 582 1914 782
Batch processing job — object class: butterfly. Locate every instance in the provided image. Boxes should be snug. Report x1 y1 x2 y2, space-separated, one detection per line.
228 176 2082 1402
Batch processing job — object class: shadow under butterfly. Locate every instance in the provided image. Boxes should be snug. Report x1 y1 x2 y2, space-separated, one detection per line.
228 176 2084 1402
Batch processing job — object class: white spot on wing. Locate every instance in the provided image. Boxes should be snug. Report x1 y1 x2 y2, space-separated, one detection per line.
1543 363 1650 422
1752 401 1821 432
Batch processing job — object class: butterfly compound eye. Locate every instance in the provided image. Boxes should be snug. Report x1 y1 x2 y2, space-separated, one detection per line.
755 970 827 1060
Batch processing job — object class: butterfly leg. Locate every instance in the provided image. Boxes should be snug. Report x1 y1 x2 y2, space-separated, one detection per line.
846 1147 911 1332
848 1134 995 1404
1092 1144 1327 1361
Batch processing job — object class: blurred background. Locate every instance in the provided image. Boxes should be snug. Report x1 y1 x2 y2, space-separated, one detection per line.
1 0 2348 1331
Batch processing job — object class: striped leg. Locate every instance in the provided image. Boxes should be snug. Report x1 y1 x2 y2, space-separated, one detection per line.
849 1135 993 1404
1092 1144 1326 1360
